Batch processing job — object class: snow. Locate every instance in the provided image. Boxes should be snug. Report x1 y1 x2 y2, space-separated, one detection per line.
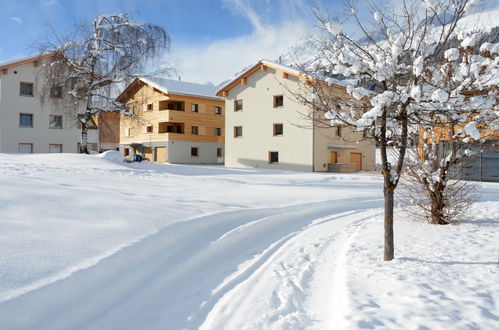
141 77 221 100
431 88 449 103
325 21 341 35
463 121 481 140
0 154 497 329
444 48 460 61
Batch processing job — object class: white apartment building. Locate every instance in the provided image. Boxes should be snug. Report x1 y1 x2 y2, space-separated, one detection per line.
216 59 375 172
0 55 99 154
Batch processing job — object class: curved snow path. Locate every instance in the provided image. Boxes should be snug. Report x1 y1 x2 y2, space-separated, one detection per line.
0 198 382 330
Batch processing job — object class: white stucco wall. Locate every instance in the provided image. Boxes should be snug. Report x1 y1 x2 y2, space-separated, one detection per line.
119 140 224 164
224 68 314 171
0 61 99 153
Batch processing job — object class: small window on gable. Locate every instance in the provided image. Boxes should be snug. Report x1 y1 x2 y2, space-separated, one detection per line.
146 103 153 111
215 106 222 115
192 125 199 135
191 147 199 157
20 113 33 127
51 86 62 98
234 126 242 137
146 125 153 133
234 100 243 111
273 123 283 136
269 151 279 164
20 82 34 96
49 115 63 129
192 104 199 112
274 95 284 107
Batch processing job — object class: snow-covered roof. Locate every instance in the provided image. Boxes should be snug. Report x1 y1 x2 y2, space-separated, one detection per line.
0 53 52 70
141 77 221 100
216 59 346 97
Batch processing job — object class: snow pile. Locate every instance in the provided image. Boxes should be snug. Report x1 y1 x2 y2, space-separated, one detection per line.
94 150 124 163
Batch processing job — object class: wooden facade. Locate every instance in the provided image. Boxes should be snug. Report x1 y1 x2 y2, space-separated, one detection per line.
118 80 224 145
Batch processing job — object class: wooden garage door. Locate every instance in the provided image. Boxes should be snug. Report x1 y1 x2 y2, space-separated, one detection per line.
350 152 362 171
330 151 338 163
155 147 167 163
144 147 153 161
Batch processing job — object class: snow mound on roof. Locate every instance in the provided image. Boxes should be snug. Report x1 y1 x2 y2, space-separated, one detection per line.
143 77 220 99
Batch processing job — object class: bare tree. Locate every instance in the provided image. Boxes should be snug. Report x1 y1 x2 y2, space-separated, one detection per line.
39 14 170 153
293 0 484 260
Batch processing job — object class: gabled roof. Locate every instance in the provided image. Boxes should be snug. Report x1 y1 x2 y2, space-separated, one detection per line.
215 59 347 97
0 54 52 71
215 59 309 97
116 77 222 103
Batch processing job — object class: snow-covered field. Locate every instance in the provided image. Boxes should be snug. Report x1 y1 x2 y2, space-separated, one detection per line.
0 152 497 329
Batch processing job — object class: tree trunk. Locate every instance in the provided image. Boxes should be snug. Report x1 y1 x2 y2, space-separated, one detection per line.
80 122 89 154
384 181 395 261
430 187 449 225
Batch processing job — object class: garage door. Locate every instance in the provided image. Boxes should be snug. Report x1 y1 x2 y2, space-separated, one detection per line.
350 152 362 171
143 147 153 161
155 147 167 163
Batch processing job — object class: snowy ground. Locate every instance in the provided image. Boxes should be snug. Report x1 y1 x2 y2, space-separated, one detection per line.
0 152 497 329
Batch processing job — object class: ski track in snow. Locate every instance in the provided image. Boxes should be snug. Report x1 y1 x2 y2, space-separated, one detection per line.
0 197 383 330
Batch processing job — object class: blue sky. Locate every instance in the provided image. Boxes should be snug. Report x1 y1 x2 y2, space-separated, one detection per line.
1 0 497 84
0 0 344 83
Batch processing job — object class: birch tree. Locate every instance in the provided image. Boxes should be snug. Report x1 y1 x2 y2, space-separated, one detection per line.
39 14 170 153
296 0 486 260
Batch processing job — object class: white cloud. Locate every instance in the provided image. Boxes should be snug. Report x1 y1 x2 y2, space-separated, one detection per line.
11 17 23 24
170 0 315 85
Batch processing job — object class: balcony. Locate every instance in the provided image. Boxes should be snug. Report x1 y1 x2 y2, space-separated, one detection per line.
158 122 184 134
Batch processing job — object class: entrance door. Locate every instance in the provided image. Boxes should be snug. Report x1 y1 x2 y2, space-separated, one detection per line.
143 147 153 161
350 152 362 171
330 151 338 163
155 147 167 163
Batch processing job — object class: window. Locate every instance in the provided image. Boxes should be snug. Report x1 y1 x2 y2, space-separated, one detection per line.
215 106 222 115
191 125 199 135
164 101 183 111
217 148 223 157
51 86 62 98
19 143 33 153
269 151 279 164
146 103 153 111
146 125 153 133
274 95 284 107
124 148 130 157
20 113 33 127
20 82 33 96
215 127 222 136
49 144 63 153
191 104 199 112
49 115 62 129
336 126 342 137
234 126 242 137
234 99 243 111
273 123 283 136
191 147 199 157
